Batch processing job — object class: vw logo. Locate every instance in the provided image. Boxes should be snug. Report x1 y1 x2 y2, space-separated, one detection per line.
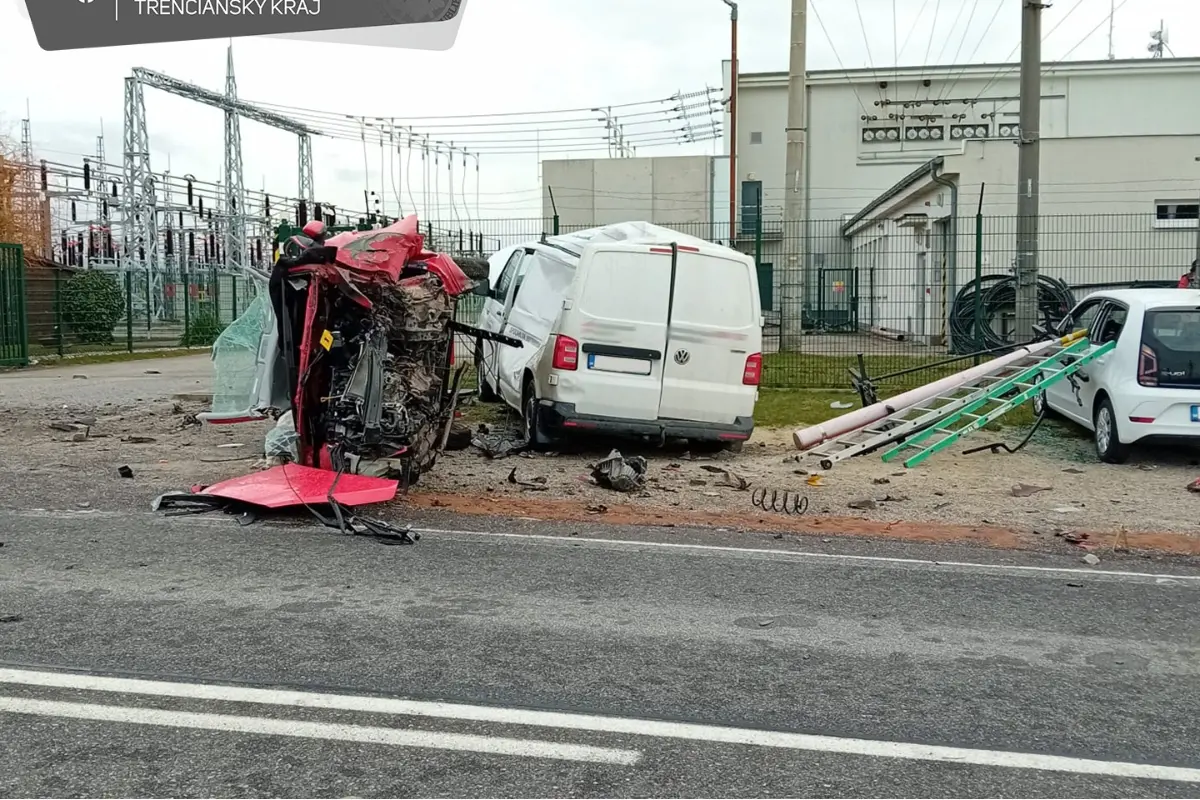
673 349 690 366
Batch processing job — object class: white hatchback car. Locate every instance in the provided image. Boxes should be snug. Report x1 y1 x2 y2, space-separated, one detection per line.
1032 288 1200 463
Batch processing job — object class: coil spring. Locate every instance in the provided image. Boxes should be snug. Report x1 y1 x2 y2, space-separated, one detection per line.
751 487 810 515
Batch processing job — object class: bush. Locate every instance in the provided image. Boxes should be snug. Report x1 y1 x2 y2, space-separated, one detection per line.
61 270 126 344
179 310 227 348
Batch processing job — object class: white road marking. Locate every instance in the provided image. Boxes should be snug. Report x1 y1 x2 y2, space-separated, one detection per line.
2 668 1198 783
418 527 1200 583
0 696 641 766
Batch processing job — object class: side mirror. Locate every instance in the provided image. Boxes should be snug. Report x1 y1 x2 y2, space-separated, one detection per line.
472 279 491 297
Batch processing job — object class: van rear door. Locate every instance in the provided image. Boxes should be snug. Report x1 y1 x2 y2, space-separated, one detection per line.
658 246 761 424
560 245 673 421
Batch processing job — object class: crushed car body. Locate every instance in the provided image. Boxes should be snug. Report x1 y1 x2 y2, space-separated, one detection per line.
201 214 509 487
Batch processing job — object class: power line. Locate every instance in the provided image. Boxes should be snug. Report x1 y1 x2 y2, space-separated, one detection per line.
935 0 983 101
915 0 943 102
938 0 1006 102
809 0 872 117
852 0 886 107
970 0 1090 103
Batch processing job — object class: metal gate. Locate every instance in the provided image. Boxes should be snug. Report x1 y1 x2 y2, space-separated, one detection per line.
0 244 29 367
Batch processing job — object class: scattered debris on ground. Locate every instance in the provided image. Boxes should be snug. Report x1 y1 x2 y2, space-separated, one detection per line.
591 450 648 492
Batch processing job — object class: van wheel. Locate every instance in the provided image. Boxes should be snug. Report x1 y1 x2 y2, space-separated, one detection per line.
475 346 498 402
1093 397 1129 464
522 381 555 449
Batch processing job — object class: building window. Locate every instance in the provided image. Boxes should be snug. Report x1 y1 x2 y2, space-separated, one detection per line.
1154 201 1199 229
749 131 763 144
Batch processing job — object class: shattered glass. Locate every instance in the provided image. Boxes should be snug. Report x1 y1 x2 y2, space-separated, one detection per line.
210 285 274 416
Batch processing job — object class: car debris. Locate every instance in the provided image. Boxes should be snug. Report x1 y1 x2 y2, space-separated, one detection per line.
506 468 548 491
750 487 809 515
591 449 647 492
699 464 751 490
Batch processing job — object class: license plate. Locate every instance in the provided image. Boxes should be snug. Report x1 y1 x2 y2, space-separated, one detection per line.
587 353 651 376
1192 405 1200 423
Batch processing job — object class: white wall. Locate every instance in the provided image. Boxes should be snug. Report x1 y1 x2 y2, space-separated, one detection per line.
541 156 714 232
731 59 1200 223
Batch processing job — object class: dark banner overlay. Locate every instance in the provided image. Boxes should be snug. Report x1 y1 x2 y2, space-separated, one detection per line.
25 0 464 51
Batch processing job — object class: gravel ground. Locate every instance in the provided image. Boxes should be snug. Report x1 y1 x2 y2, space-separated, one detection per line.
2 355 1198 541
419 409 1200 537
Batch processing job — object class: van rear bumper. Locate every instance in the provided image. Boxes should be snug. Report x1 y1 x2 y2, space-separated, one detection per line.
539 400 754 443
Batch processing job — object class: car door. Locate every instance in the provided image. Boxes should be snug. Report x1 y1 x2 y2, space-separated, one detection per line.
495 251 536 407
1076 302 1128 422
479 248 524 396
1045 297 1106 424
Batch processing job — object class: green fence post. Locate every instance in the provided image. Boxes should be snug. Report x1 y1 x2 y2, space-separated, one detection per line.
231 274 238 320
124 270 134 353
553 214 560 236
54 266 64 357
210 266 219 324
973 188 986 365
754 186 763 269
183 263 191 346
145 268 152 332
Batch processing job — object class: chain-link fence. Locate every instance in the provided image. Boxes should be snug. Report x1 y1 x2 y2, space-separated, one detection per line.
12 212 1198 388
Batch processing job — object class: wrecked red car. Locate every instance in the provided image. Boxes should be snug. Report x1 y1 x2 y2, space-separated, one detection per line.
201 215 513 485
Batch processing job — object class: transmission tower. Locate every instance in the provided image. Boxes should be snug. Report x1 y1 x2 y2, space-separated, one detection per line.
122 76 160 312
223 45 246 274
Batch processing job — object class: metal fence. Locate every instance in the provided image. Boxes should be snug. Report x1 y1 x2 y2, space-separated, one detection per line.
420 212 1198 389
0 244 28 366
10 211 1198 388
19 259 487 366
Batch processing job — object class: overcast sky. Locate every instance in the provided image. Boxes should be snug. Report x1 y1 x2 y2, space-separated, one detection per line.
1 0 1195 222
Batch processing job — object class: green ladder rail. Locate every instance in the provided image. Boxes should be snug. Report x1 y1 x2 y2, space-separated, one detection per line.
881 337 1116 469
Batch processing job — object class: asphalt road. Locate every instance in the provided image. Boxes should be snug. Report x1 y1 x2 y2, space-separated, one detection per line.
0 505 1198 798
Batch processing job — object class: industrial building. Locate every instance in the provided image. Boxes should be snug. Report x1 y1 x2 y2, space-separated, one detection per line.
542 56 1200 349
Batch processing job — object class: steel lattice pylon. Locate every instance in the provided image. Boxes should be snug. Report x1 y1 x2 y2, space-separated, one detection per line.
298 133 314 217
122 76 162 318
223 46 247 274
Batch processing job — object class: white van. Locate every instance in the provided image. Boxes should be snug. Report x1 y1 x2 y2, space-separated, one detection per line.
474 221 763 449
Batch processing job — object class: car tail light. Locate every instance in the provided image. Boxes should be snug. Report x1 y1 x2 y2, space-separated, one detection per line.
1138 344 1158 386
743 353 762 385
552 335 579 370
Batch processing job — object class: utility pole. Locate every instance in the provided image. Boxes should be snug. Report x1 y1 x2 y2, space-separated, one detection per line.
721 0 738 242
1014 0 1044 339
779 0 807 350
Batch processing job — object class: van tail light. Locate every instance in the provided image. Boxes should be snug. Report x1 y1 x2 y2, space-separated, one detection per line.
1138 344 1158 386
743 352 762 385
552 335 579 370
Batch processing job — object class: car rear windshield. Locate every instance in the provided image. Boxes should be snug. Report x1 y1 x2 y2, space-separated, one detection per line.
1141 308 1200 387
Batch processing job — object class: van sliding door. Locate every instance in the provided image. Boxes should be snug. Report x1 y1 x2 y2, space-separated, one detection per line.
566 246 672 421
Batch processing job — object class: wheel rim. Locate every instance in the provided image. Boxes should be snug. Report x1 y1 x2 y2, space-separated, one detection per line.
1033 393 1045 415
524 395 536 442
1096 407 1112 453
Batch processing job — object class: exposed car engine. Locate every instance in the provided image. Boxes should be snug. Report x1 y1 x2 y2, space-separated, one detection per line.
321 272 456 480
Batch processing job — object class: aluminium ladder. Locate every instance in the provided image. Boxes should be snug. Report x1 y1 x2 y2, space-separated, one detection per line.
880 336 1116 469
805 332 1093 471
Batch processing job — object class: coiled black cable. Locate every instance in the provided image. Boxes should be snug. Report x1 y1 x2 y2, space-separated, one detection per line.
948 274 1076 353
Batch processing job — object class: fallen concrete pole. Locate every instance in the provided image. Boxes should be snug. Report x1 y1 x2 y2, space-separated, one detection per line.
793 331 1085 452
